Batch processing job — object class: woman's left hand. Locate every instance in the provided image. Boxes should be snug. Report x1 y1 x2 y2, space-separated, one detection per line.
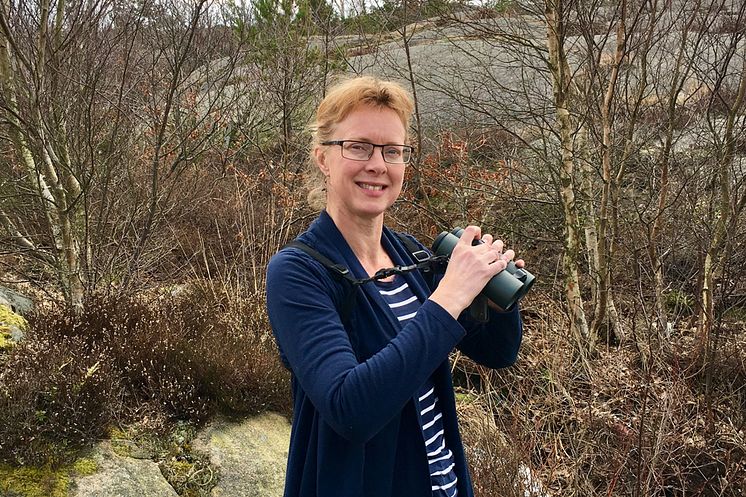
480 234 525 312
480 234 525 269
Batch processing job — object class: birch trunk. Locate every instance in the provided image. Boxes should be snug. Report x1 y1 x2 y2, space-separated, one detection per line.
0 0 84 310
545 0 592 359
699 42 746 344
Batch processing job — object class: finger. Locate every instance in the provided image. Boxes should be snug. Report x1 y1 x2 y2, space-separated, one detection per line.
490 259 507 272
515 259 525 268
481 233 494 246
493 239 504 253
460 226 481 245
502 249 516 262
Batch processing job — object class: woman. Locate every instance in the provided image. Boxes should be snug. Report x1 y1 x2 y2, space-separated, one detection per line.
266 76 524 497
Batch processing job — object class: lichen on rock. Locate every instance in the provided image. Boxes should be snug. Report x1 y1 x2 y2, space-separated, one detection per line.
0 303 28 351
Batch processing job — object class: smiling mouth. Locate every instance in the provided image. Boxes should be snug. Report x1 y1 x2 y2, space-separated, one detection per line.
358 183 385 191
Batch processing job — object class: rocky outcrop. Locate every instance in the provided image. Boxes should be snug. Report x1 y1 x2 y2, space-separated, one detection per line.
69 412 291 497
0 301 28 349
193 412 291 497
70 442 179 497
0 286 33 315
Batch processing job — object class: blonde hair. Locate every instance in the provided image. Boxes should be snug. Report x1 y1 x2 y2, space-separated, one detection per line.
307 76 415 209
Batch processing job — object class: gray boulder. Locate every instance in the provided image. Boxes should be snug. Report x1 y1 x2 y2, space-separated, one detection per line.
0 301 28 348
67 412 291 497
0 286 33 315
70 441 179 497
193 411 291 497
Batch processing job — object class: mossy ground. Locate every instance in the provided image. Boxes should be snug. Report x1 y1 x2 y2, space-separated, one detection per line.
0 457 96 497
158 449 216 497
0 420 216 497
70 458 97 477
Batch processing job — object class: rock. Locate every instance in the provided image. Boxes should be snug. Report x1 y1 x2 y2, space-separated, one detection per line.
70 442 179 497
0 303 28 349
193 412 291 497
0 286 33 315
66 411 291 497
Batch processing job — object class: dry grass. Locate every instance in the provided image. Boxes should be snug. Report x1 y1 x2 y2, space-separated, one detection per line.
456 293 746 497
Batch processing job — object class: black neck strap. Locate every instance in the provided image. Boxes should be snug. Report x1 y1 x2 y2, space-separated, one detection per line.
357 256 449 285
284 240 448 287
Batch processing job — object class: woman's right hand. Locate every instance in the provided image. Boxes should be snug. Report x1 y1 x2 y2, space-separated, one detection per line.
428 226 512 319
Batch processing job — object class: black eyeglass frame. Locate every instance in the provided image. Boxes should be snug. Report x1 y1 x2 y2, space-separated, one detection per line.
321 140 414 164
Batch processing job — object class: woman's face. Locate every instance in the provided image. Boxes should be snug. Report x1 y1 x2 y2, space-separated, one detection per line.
315 105 407 223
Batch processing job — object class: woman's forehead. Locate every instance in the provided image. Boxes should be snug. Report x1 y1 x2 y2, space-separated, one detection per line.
333 105 406 140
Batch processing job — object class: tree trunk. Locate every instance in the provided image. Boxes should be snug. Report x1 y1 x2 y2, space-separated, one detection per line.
545 0 592 360
699 41 746 345
590 0 629 343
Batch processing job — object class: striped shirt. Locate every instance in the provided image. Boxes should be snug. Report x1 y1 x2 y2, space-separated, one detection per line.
374 274 459 497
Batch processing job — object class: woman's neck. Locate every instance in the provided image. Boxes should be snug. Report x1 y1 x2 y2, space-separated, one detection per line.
326 208 391 275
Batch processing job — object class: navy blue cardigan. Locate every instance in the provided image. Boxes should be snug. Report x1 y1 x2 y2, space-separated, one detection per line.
266 211 522 497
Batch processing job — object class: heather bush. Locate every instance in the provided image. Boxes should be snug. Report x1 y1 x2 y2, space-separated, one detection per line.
0 335 118 466
0 286 290 467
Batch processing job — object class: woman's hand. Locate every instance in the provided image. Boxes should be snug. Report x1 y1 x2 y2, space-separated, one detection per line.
429 226 523 319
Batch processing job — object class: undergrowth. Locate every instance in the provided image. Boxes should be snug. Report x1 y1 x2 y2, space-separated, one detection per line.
0 285 290 469
456 293 746 497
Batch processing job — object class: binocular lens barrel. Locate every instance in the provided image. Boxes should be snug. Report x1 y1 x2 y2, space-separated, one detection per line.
431 228 535 311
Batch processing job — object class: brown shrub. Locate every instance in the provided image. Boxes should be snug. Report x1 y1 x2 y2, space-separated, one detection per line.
454 294 746 496
0 286 290 466
0 335 119 465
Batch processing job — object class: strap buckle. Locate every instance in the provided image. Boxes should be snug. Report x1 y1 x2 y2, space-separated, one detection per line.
410 249 431 263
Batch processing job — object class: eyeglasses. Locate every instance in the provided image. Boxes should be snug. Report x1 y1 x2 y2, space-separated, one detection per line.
321 140 413 164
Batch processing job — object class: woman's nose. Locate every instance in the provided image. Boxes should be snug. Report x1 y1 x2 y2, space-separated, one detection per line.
365 149 387 173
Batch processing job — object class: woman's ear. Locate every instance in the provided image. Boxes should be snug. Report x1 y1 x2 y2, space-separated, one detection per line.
314 146 330 176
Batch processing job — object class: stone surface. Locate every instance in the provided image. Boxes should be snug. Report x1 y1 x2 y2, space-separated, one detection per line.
0 286 33 315
70 442 179 497
57 412 292 497
0 302 28 348
193 412 291 497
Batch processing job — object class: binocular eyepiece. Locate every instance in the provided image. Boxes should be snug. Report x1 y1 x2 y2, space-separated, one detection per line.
432 228 535 311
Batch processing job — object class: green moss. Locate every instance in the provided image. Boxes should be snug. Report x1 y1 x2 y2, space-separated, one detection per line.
0 455 100 496
0 305 26 351
664 289 694 315
0 305 28 331
110 438 134 458
158 449 217 497
0 464 69 497
109 426 144 458
71 457 98 476
108 425 162 459
455 391 478 404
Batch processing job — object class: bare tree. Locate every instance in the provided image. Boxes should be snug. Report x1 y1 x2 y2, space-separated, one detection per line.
0 0 93 309
0 0 245 307
694 0 746 346
544 0 592 358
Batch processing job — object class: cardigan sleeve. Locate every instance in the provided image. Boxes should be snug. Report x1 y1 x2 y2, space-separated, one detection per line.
266 248 466 444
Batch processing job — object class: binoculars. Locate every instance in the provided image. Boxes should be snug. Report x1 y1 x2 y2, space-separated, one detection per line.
432 228 535 311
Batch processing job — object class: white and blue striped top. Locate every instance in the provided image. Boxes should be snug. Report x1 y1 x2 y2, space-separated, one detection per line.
374 274 459 497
